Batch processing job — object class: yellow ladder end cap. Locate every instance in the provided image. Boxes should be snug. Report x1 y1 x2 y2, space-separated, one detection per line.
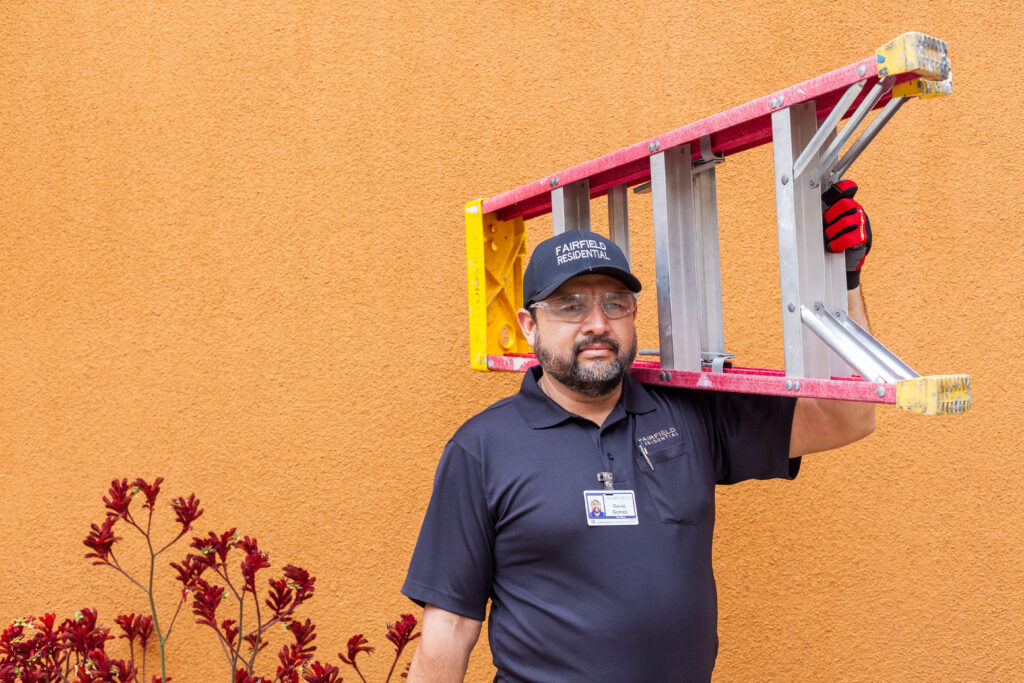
891 74 953 99
876 31 951 81
895 374 971 416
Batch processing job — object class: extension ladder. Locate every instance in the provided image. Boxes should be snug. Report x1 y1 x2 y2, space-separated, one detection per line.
464 32 969 416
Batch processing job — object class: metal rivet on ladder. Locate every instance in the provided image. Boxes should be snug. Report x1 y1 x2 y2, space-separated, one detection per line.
876 386 886 397
793 381 801 390
785 380 793 390
858 64 867 77
781 174 789 185
788 302 796 312
550 177 559 187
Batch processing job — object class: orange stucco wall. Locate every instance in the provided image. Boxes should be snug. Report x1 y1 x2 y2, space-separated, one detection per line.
2 2 1022 680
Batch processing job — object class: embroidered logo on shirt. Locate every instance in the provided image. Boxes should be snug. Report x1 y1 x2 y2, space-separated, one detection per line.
637 427 679 448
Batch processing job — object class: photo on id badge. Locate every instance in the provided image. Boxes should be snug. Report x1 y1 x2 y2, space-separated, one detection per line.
583 490 638 526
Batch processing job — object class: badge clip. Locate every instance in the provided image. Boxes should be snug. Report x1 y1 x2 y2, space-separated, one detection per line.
596 472 614 490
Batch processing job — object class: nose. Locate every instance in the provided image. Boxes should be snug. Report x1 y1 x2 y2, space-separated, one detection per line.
579 301 611 335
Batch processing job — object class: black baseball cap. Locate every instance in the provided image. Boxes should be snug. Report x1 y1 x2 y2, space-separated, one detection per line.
522 230 641 308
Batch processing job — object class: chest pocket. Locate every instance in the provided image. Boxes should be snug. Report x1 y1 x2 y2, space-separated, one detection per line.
636 441 713 524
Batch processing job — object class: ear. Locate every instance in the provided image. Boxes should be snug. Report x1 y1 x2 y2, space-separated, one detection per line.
517 308 537 347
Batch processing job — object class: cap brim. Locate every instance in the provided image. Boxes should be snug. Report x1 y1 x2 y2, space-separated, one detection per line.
529 267 642 306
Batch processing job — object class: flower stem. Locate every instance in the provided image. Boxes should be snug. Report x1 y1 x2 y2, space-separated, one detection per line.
230 584 245 676
144 532 167 683
245 590 263 674
211 626 234 668
153 528 187 557
163 597 184 641
107 551 150 594
385 651 400 683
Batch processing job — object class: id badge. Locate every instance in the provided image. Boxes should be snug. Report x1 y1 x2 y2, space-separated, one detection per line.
583 490 639 526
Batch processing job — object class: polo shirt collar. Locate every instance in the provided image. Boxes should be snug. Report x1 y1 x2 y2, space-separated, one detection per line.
620 370 659 415
516 365 658 429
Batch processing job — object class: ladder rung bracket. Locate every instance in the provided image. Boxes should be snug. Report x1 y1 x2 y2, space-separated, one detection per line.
836 310 918 379
812 76 895 188
829 96 909 185
825 252 850 378
651 144 702 372
691 157 725 355
792 80 866 179
800 303 901 383
607 183 630 264
774 102 834 379
551 178 591 234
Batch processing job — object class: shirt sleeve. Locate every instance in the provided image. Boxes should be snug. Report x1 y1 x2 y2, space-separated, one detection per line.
401 439 494 621
708 392 800 484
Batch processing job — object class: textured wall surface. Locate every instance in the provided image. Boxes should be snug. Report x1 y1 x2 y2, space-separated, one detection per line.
2 2 1022 680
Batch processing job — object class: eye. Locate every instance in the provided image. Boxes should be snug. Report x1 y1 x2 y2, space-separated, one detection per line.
602 293 633 316
603 302 628 315
556 301 588 314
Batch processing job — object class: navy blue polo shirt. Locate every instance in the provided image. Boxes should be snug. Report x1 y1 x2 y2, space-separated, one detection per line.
402 367 798 682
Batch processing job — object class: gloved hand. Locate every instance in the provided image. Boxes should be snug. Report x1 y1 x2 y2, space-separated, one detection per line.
822 179 872 290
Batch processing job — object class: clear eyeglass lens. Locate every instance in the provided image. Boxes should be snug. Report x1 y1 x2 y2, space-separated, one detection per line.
541 291 636 321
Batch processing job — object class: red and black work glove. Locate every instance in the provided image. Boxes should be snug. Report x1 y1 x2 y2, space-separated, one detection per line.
822 179 872 290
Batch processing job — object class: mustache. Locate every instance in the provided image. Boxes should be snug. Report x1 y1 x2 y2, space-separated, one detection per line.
573 336 619 355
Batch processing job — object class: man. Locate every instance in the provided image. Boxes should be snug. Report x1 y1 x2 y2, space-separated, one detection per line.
588 498 604 518
402 181 875 681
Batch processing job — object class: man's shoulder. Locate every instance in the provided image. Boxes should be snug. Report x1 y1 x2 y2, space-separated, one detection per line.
635 380 709 411
639 380 796 428
450 392 527 450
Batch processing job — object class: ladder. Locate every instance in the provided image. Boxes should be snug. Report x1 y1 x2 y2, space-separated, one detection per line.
464 31 969 417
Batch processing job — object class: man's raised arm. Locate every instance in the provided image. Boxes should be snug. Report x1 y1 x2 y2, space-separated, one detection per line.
789 180 878 458
406 605 482 683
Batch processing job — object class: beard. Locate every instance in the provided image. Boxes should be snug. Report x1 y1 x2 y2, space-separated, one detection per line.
534 330 638 398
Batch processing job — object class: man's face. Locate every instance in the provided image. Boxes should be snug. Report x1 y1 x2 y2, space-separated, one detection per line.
591 499 602 513
522 274 638 398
